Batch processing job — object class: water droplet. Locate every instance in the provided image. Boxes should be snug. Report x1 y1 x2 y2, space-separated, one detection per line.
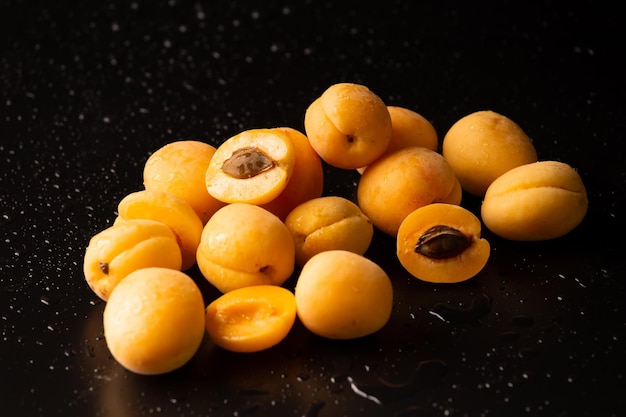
428 293 492 324
40 293 62 305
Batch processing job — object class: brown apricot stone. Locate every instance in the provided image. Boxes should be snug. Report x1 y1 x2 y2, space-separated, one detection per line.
397 203 490 283
206 128 296 205
481 160 588 241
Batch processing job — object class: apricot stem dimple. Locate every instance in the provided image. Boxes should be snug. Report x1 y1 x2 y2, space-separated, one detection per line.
221 147 274 179
414 225 472 259
99 262 109 274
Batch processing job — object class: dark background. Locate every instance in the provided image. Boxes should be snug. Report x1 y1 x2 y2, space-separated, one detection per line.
1 1 625 416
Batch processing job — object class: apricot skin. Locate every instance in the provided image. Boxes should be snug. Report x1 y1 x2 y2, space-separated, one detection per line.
295 250 393 340
205 285 297 353
357 146 462 237
304 83 392 169
442 110 538 197
196 203 295 293
143 140 226 224
285 196 374 266
83 219 182 301
481 161 588 241
103 267 205 375
396 203 490 283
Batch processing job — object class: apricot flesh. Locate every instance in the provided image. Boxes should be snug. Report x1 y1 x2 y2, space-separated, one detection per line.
196 203 295 293
205 285 297 353
295 250 393 339
304 83 392 169
442 110 538 197
83 219 182 301
143 140 226 224
357 146 462 237
481 160 588 241
103 267 205 375
206 128 296 205
284 196 374 266
396 203 490 283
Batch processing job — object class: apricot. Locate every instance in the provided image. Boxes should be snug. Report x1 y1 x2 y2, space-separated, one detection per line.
260 127 324 220
385 106 438 153
396 203 490 283
357 146 462 237
196 203 295 293
294 250 393 340
205 128 296 205
304 82 392 169
143 140 226 224
205 285 297 353
83 219 182 301
103 267 205 375
284 196 374 266
442 110 538 197
116 189 203 271
481 160 588 241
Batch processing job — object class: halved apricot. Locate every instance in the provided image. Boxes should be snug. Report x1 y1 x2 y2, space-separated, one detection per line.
396 203 490 283
206 128 296 205
205 285 297 352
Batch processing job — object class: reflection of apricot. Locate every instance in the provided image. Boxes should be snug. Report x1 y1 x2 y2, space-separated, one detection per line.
205 285 296 353
103 267 205 375
304 83 392 169
396 203 490 283
143 140 226 224
206 128 296 205
260 127 324 220
357 146 462 237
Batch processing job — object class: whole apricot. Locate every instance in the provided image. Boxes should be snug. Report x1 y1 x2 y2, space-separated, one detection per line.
83 219 182 301
442 110 538 197
103 267 205 375
260 127 324 220
357 146 462 237
116 189 203 271
206 128 296 205
205 285 297 353
304 83 392 169
295 250 393 340
396 203 490 283
196 203 295 293
143 140 226 224
481 160 588 241
284 196 373 266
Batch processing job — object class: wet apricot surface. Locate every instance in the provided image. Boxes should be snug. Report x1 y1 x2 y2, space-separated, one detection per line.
396 203 490 283
205 285 297 353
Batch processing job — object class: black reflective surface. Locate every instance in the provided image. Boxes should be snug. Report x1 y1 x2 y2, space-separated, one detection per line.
2 1 625 416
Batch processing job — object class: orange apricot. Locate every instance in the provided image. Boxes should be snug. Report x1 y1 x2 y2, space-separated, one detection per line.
385 106 438 153
143 140 226 224
396 203 490 283
260 127 324 220
205 128 296 205
357 146 462 237
205 285 297 353
304 83 392 169
442 110 538 197
103 267 205 375
83 219 182 301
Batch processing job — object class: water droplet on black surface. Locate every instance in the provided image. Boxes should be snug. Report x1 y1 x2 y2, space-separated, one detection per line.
40 293 62 305
428 293 492 324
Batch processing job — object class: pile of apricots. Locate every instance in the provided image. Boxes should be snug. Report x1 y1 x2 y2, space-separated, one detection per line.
82 82 588 375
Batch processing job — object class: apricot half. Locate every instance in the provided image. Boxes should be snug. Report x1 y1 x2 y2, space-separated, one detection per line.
206 128 296 205
83 219 182 301
116 189 203 271
260 127 324 220
196 203 295 293
143 140 226 224
103 267 205 375
304 83 392 169
357 146 462 237
205 285 297 353
481 160 588 241
396 203 490 283
284 196 374 266
442 110 538 197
